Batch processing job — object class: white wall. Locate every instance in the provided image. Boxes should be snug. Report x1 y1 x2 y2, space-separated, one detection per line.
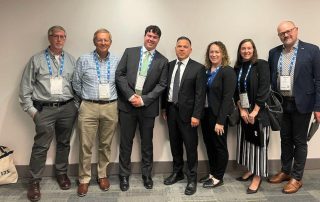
1 0 320 166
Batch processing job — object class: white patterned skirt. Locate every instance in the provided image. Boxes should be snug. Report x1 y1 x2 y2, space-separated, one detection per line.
236 121 270 177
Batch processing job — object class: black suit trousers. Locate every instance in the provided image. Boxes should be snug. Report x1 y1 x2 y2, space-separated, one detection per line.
280 98 311 180
201 108 229 180
118 110 155 177
167 104 198 181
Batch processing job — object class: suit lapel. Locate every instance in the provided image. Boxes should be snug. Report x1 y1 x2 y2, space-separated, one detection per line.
143 50 160 86
132 47 142 86
180 59 192 87
147 50 158 74
294 41 304 81
168 60 176 85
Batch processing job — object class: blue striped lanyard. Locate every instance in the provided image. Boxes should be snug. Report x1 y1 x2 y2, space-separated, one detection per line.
207 66 221 87
138 47 155 74
237 64 252 92
278 47 298 76
94 51 110 83
45 49 64 77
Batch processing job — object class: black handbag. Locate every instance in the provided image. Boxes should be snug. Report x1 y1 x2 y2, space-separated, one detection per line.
228 99 240 126
265 90 283 131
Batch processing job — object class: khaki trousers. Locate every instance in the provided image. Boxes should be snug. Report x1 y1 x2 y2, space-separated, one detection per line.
78 101 118 183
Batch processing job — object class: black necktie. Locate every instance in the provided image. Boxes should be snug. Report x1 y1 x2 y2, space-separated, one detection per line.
172 61 182 104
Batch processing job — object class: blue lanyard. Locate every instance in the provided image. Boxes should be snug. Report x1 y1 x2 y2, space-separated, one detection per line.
237 64 252 92
45 49 64 77
278 47 298 76
207 66 221 87
94 51 110 83
138 47 155 74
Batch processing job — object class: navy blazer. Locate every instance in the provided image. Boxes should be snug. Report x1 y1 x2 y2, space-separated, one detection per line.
116 46 168 117
268 40 320 113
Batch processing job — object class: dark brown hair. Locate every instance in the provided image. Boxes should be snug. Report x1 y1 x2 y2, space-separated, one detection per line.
235 39 258 68
144 25 161 38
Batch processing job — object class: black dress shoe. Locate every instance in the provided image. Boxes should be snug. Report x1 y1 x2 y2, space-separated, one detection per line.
203 178 224 188
164 172 184 185
247 179 262 194
142 176 153 189
56 174 71 190
119 176 129 191
199 174 211 183
236 173 254 182
185 181 197 195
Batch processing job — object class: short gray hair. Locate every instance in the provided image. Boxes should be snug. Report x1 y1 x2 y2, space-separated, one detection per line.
93 28 112 43
48 25 66 37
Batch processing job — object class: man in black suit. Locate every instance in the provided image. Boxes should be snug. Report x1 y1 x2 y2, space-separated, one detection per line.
115 25 168 191
268 21 320 194
162 36 206 195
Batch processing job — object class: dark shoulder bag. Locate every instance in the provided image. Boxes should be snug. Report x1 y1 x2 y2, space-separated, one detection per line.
228 98 240 126
265 89 283 131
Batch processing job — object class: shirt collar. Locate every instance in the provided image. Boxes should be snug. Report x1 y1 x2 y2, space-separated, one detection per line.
94 50 110 62
142 46 156 55
47 46 64 57
176 57 190 66
282 39 299 51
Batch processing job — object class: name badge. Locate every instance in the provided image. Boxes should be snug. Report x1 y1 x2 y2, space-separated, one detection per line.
50 77 63 95
99 83 110 99
135 75 146 95
280 76 291 91
239 93 250 108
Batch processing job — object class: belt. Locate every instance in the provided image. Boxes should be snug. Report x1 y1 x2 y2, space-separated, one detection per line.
83 99 117 104
40 98 74 107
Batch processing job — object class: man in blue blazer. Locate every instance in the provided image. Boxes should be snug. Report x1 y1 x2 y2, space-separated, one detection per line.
268 21 320 194
115 25 168 191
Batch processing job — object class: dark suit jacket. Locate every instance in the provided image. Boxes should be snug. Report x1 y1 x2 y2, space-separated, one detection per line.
207 66 236 125
162 59 206 122
268 40 320 113
115 46 168 117
234 59 270 126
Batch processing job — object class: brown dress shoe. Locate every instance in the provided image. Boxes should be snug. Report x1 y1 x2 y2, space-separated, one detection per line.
283 179 302 194
98 177 110 191
77 183 89 197
56 174 71 190
268 172 291 183
27 181 41 202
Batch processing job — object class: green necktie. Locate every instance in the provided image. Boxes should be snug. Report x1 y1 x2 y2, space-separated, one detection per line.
140 52 150 77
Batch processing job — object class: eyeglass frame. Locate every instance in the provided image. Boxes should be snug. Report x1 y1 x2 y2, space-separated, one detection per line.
278 27 297 38
49 34 66 40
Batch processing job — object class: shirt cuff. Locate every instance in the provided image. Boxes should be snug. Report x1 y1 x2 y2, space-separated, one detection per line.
27 107 38 118
140 97 144 106
129 95 135 101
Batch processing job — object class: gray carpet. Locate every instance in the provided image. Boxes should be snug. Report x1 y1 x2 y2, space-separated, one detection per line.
1 170 320 202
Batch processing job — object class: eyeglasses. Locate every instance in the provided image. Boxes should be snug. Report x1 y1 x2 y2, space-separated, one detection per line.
50 35 66 40
95 39 111 43
278 27 296 37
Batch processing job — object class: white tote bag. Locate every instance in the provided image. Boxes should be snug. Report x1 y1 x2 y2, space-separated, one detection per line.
0 146 18 185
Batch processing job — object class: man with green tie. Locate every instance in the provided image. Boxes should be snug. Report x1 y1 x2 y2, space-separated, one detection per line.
115 25 168 191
